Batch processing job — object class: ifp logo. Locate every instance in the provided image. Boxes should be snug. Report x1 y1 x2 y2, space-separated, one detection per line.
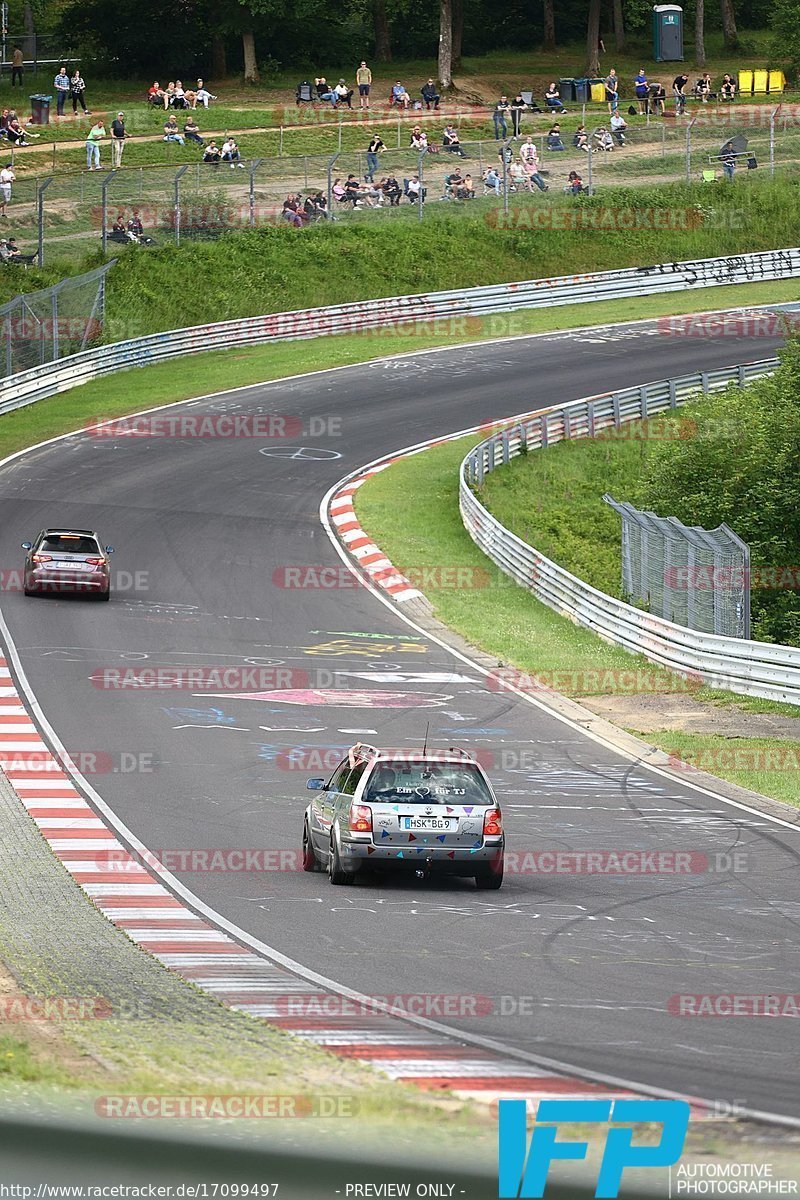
498 1098 690 1198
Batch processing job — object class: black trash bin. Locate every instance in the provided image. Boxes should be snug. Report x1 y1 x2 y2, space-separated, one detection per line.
557 78 576 103
574 78 589 103
29 94 51 125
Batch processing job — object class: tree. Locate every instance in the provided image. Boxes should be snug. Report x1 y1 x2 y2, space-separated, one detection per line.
719 0 740 51
695 0 706 66
543 0 556 51
612 0 625 52
585 0 601 75
373 0 391 61
769 0 800 74
242 28 259 81
438 0 453 87
452 0 463 69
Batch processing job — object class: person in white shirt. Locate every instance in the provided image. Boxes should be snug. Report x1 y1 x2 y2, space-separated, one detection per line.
221 138 244 168
0 163 14 217
610 112 627 145
194 80 217 108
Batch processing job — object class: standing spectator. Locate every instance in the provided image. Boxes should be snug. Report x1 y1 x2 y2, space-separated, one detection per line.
634 68 649 113
110 111 127 167
605 68 619 114
183 115 204 145
71 70 89 114
202 139 221 167
163 114 185 145
649 81 666 114
547 123 565 150
497 142 513 167
194 80 217 108
356 61 372 109
442 124 466 156
391 81 411 108
493 96 510 140
720 140 736 182
11 47 23 88
85 118 105 170
509 93 526 138
673 72 688 114
0 163 14 218
365 133 385 182
421 79 440 110
54 66 71 117
610 111 627 145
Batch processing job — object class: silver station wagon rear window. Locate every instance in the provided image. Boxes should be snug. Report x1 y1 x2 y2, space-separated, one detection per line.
363 761 492 805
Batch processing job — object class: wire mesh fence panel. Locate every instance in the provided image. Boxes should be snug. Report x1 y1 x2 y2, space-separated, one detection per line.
604 495 750 639
0 261 112 376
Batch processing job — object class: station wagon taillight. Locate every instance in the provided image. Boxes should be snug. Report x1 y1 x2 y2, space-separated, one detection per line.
483 807 503 836
31 554 52 563
84 558 105 566
349 803 372 833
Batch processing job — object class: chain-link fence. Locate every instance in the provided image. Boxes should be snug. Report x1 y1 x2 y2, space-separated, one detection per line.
0 261 112 375
604 494 751 639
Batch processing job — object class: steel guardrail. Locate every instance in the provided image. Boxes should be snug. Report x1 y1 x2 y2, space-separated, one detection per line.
458 356 800 705
1 246 799 416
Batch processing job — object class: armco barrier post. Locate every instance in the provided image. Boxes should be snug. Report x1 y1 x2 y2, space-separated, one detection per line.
174 164 189 246
36 176 53 267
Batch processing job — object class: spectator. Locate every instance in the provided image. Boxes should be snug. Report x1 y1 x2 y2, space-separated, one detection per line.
405 174 424 202
86 118 105 170
605 68 619 114
545 82 565 112
721 74 736 101
127 212 154 244
444 165 463 196
519 139 548 191
109 215 131 243
508 160 529 191
442 124 466 156
497 143 513 172
720 140 736 182
202 139 221 167
410 125 428 152
649 81 666 114
510 93 526 138
356 61 372 109
493 96 510 139
610 111 627 145
162 82 176 109
343 175 361 205
71 70 89 114
695 72 713 102
334 79 354 108
366 133 385 182
634 68 649 113
6 111 36 145
547 123 565 151
148 81 165 106
594 126 613 152
421 79 440 110
315 77 338 107
183 115 204 145
331 177 346 202
110 111 127 167
163 115 185 145
566 169 584 195
459 173 475 199
11 47 23 88
381 175 401 205
222 137 244 168
0 163 14 218
673 72 688 114
282 195 305 226
305 190 326 218
1 236 21 260
483 166 502 195
391 81 411 108
54 66 71 117
573 124 589 151
173 80 188 109
194 80 217 108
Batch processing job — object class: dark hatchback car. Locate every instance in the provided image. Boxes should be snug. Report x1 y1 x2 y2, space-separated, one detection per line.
21 529 114 600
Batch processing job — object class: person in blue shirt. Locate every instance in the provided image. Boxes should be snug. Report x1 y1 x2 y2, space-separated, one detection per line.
54 66 70 117
634 69 649 113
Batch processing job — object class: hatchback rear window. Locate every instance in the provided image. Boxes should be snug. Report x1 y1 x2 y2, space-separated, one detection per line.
40 536 100 555
363 761 492 805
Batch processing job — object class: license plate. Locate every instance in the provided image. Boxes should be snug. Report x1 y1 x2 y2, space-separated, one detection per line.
400 816 456 832
54 561 91 571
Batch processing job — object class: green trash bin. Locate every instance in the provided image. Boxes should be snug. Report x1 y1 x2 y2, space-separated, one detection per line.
574 78 589 103
29 94 51 125
557 78 576 104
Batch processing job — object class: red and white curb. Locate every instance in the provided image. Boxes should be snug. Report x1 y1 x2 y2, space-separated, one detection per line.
0 651 660 1114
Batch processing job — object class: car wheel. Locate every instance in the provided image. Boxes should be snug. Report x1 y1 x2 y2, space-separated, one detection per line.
475 860 504 890
23 586 36 597
302 821 320 872
97 588 111 601
329 836 354 886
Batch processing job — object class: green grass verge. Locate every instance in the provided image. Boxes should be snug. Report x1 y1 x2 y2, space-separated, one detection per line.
644 732 800 807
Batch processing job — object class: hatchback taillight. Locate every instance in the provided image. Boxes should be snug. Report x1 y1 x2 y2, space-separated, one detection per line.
84 558 105 566
349 803 372 833
483 807 503 837
31 554 52 563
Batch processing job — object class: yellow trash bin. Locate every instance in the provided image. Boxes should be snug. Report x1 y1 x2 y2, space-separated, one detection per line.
753 69 768 93
768 70 785 93
738 69 753 94
590 82 605 103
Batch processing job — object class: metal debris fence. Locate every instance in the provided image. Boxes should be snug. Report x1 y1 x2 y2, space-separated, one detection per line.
0 260 113 376
603 495 751 639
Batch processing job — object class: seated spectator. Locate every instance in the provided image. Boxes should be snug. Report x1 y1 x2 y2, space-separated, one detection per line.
202 139 221 166
183 116 204 145
405 174 424 201
315 77 338 107
410 125 428 152
519 139 548 191
331 177 347 202
444 167 463 197
442 124 466 156
610 111 627 145
162 82 176 109
221 137 244 167
6 110 36 144
391 81 411 108
573 124 589 151
459 173 475 199
565 169 584 195
109 216 130 243
304 191 327 219
282 195 306 226
344 174 362 204
334 79 354 108
508 160 529 191
547 123 565 151
545 82 565 112
163 115 185 145
649 81 666 114
720 73 736 101
127 212 155 244
380 176 402 205
694 72 715 102
421 79 440 110
0 109 10 138
172 80 188 109
194 79 217 108
0 236 20 261
483 166 502 194
148 81 165 106
594 126 613 152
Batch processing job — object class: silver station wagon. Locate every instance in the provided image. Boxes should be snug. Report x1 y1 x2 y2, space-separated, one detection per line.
302 743 504 889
